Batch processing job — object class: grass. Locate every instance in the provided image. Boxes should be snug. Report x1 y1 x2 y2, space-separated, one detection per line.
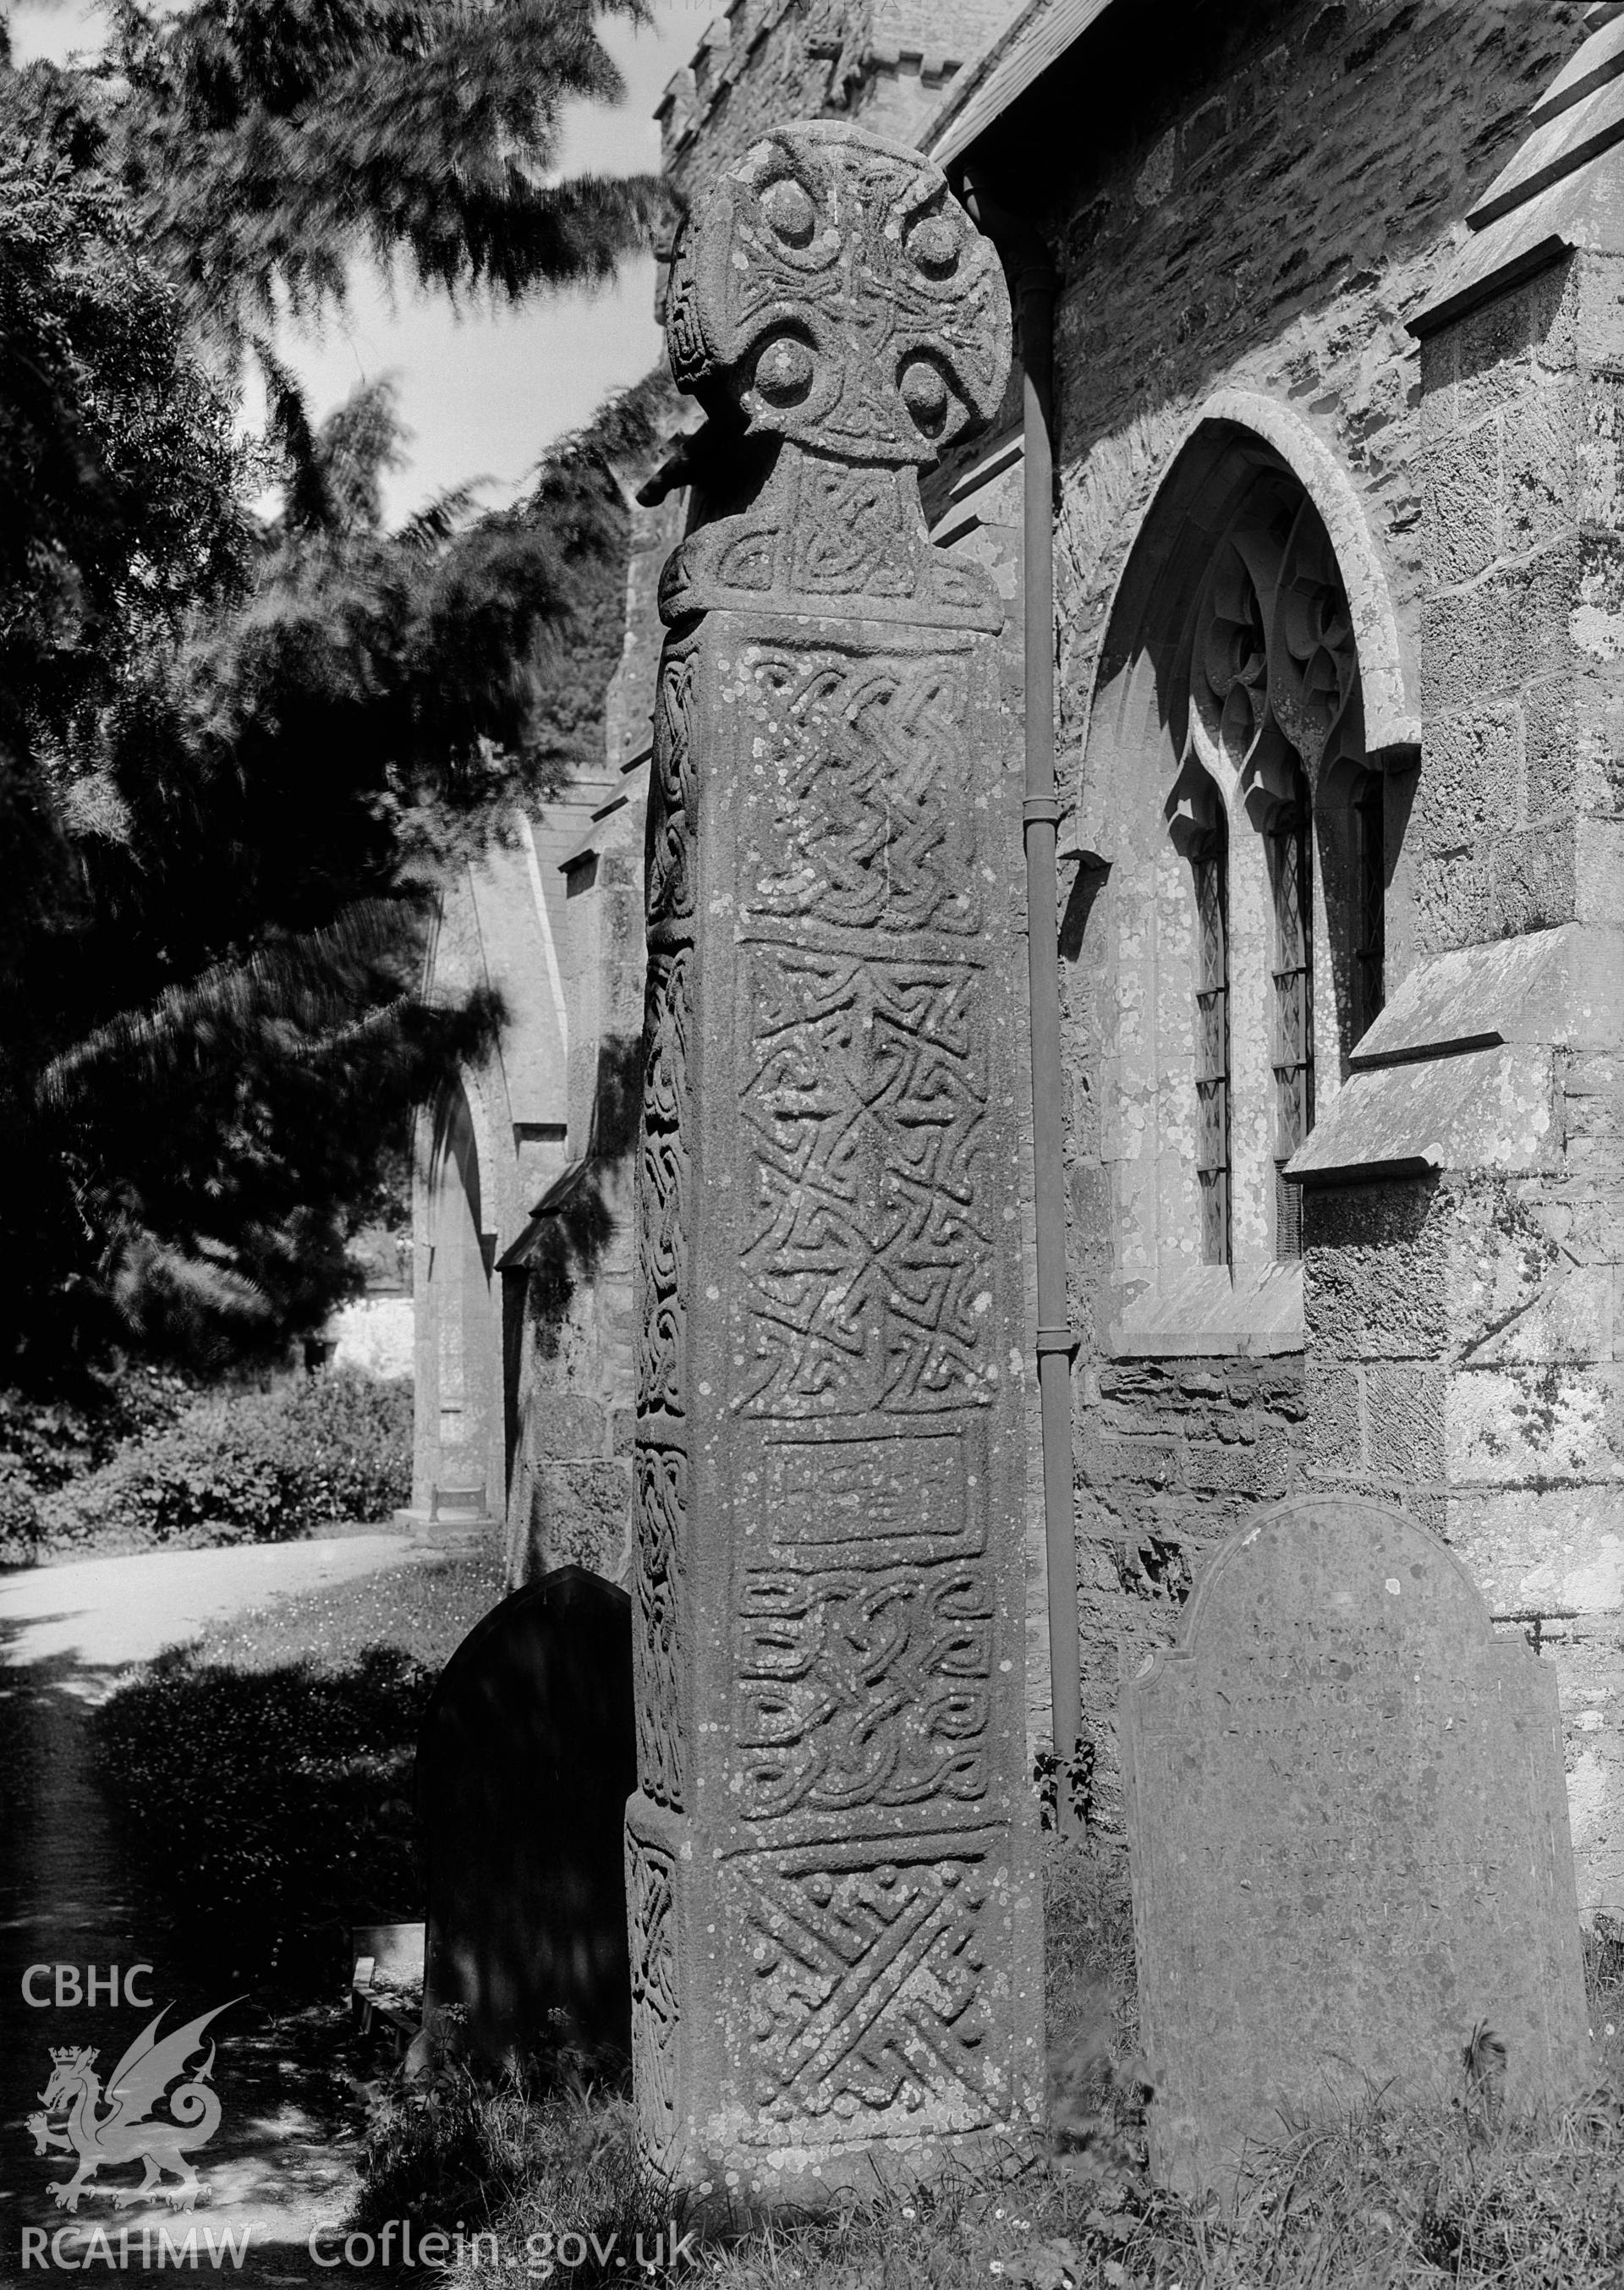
89 1559 1624 2284
91 1544 506 1985
362 2040 1624 2289
343 1840 1624 2290
174 1539 507 1673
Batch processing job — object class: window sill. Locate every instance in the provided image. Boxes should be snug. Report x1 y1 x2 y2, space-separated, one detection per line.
1106 1260 1303 1359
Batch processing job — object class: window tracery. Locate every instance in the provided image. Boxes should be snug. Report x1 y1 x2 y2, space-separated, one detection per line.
1082 418 1413 1361
1172 486 1362 1267
1353 768 1385 1041
1193 816 1231 1270
1268 768 1313 1263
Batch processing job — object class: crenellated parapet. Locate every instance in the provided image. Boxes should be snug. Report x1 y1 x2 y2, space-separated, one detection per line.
654 1 1013 272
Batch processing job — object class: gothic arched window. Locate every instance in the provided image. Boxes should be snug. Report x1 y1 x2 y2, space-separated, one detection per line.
1166 481 1364 1271
1074 417 1411 1359
1193 810 1231 1269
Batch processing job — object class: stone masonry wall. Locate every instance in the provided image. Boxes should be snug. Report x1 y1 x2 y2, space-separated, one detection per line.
509 805 645 1585
1292 236 1624 1918
1040 0 1592 1831
1417 253 1624 949
658 0 1016 216
1050 0 1584 736
1303 1136 1624 1921
508 471 688 1585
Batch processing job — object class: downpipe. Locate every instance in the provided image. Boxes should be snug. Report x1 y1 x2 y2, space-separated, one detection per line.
965 184 1083 1836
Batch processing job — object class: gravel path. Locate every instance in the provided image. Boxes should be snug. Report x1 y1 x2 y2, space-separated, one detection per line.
0 1534 438 2284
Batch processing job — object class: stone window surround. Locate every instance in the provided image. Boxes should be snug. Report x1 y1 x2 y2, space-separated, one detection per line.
1073 397 1418 1363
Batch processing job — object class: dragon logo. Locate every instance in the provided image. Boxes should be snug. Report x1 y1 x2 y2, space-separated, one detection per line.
27 1999 239 2213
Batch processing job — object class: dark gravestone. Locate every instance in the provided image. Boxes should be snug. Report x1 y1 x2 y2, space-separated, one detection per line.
418 1565 634 2064
1121 1495 1589 2194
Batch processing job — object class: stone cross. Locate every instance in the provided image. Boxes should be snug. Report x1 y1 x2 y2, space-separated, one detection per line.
1122 1493 1589 2194
625 120 1044 2199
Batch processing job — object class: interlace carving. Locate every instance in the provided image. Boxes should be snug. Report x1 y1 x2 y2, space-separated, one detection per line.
738 944 993 1416
665 124 1007 465
627 1822 679 2156
737 1558 993 1819
660 123 1010 624
628 118 1037 2186
723 1849 1008 2128
648 656 697 929
636 946 690 1432
634 1443 686 1811
745 644 982 935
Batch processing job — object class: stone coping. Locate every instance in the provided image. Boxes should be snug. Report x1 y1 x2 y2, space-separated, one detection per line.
1108 1259 1303 1359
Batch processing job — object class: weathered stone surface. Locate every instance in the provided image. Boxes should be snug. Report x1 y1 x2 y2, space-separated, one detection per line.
1122 1495 1588 2195
626 118 1041 2199
1287 1044 1561 1184
419 1567 634 2064
1350 923 1624 1067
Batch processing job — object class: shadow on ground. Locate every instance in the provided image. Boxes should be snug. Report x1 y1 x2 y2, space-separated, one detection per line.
0 1546 442 2282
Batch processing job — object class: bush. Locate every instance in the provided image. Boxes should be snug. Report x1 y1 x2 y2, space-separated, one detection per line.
0 1363 193 1493
37 1370 411 1551
0 1469 39 1564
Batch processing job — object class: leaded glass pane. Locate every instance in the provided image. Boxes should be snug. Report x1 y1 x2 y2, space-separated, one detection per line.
1354 769 1385 1040
1269 770 1314 1261
1193 815 1231 1270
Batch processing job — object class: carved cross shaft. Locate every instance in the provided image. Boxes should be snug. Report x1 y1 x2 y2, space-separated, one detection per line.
626 121 1043 2201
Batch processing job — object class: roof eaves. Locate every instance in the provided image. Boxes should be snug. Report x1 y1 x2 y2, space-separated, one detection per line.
919 0 1118 167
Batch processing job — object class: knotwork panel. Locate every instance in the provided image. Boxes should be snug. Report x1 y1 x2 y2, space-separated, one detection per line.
636 945 691 1431
738 943 994 1417
634 1443 687 1812
634 938 691 1813
719 1845 1012 2133
649 646 698 931
732 1427 993 1831
736 1558 993 1823
740 639 981 937
627 1820 680 2161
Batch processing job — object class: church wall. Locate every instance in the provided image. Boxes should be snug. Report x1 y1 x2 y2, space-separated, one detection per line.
508 795 647 1585
504 475 687 1585
1049 0 1582 717
942 453 1055 1766
658 0 1010 208
607 0 1618 1854
409 855 571 1534
1291 242 1624 1918
1031 0 1594 1831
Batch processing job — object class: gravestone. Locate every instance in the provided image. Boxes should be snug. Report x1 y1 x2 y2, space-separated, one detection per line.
418 1565 634 2064
625 119 1044 2199
1121 1494 1589 2193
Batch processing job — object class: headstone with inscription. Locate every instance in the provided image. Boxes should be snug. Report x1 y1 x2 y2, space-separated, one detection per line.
625 120 1044 2199
418 1566 634 2065
1122 1494 1589 2193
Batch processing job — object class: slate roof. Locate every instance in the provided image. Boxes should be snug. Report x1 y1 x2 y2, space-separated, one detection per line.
1410 3 1624 334
919 0 1117 166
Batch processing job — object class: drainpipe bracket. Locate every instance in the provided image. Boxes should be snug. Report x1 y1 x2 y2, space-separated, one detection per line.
1023 795 1062 827
1035 1324 1079 1359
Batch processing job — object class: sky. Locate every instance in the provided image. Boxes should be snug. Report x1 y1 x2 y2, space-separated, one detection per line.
7 0 710 521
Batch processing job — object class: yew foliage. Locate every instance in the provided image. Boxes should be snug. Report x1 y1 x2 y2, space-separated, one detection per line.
0 3 670 1381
